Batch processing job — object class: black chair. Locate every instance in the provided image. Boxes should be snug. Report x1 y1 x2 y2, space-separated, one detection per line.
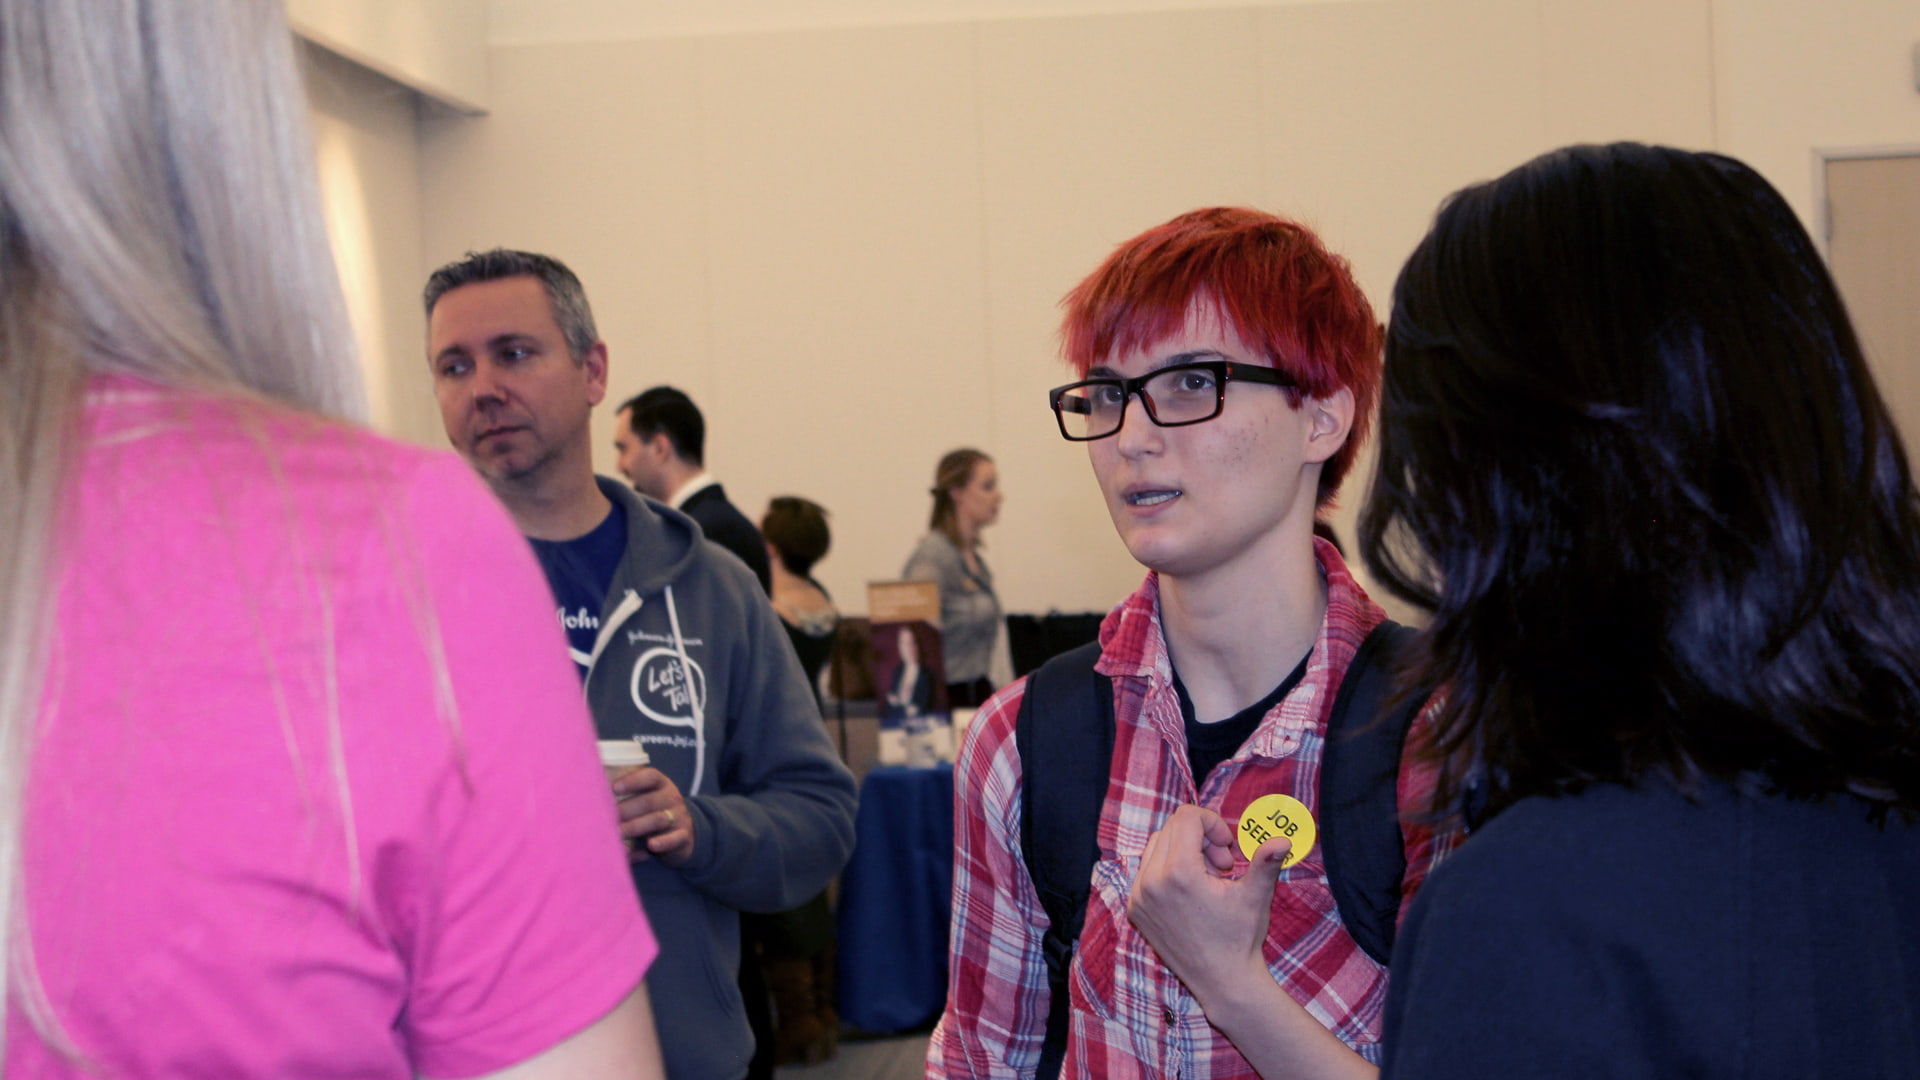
1005 612 1105 678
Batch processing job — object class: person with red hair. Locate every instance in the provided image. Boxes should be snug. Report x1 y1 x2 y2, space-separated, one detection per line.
927 207 1455 1079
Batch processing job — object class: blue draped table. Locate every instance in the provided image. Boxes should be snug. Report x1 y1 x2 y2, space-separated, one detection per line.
836 763 955 1033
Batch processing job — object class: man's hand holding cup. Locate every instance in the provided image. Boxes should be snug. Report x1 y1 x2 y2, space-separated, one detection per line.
599 739 695 866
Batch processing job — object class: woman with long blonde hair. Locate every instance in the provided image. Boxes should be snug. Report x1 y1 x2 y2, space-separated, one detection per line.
0 2 663 1075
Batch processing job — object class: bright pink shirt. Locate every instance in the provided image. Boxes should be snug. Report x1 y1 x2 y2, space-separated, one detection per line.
8 380 656 1078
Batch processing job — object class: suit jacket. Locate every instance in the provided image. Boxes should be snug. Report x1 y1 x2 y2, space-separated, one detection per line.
681 483 772 594
885 661 935 719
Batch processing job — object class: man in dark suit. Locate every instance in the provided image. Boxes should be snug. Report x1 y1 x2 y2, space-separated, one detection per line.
614 384 780 1080
614 386 773 594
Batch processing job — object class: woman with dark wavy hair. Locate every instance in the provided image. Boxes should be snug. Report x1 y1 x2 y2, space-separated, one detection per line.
1358 142 1920 1077
1129 143 1920 1079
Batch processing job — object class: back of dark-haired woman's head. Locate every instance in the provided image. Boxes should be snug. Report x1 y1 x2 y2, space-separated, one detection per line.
762 496 831 577
1360 142 1920 822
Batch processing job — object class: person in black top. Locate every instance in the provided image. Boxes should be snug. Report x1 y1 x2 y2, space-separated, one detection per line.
614 385 773 593
1132 143 1920 1080
762 496 838 705
754 494 842 1066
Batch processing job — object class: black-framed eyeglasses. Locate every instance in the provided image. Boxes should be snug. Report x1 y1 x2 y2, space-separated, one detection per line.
1047 360 1295 442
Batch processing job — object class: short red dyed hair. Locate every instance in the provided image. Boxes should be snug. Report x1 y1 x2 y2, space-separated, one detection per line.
1059 207 1382 507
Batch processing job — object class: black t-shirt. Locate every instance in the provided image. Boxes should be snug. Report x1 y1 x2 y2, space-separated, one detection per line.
1380 783 1920 1078
527 501 627 678
1176 649 1311 790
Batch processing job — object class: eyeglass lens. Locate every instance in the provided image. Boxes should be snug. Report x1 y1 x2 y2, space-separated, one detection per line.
1055 364 1224 440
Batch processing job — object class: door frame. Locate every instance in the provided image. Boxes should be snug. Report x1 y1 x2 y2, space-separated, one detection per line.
1811 144 1920 257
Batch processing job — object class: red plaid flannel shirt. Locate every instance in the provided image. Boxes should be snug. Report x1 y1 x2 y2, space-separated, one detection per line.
928 543 1457 1079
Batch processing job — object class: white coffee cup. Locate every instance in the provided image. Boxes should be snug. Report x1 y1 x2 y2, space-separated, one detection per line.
598 738 651 782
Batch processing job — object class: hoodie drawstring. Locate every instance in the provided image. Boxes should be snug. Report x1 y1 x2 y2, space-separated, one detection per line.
664 585 707 796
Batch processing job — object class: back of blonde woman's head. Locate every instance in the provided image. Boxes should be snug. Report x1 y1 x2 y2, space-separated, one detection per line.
0 0 359 1048
0 0 358 412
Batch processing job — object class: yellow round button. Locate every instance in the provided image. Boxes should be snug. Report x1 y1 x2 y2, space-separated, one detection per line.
1235 793 1317 868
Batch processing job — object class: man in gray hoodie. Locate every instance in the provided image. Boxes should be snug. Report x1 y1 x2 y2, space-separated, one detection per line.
424 248 858 1080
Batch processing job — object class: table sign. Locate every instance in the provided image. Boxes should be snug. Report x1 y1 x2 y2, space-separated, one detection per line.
867 581 955 767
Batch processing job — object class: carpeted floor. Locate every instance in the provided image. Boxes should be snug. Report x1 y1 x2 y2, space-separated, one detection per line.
775 1032 931 1080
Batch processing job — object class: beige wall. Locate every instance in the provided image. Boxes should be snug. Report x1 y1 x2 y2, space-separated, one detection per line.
1715 0 1920 226
305 44 443 447
309 0 1920 616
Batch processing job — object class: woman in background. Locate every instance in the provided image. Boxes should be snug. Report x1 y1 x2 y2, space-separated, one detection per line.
0 1 663 1075
763 496 838 704
903 448 1006 707
749 497 842 1067
1129 142 1920 1079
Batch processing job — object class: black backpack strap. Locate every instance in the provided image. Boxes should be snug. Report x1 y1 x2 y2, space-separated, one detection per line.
1320 619 1427 967
1014 640 1112 1080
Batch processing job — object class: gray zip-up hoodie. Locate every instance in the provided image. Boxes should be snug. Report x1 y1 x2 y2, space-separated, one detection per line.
585 478 856 1080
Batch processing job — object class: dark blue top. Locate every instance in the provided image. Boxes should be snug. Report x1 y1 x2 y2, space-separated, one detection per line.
1381 782 1920 1079
528 501 627 675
